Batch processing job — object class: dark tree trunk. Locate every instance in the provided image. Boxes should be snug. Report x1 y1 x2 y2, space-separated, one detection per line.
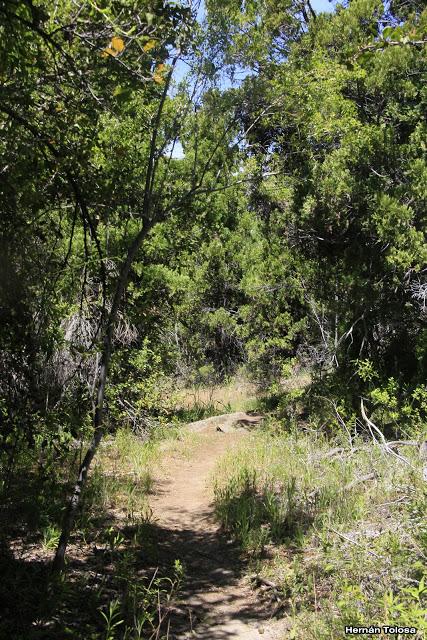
52 56 184 571
52 220 155 572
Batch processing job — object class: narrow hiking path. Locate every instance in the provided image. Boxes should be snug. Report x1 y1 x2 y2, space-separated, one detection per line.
148 413 289 640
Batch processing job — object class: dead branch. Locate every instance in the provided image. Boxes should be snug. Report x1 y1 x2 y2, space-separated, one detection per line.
343 472 376 491
323 447 345 458
252 575 280 590
360 398 415 469
386 440 419 449
327 527 385 561
317 440 420 462
357 39 427 57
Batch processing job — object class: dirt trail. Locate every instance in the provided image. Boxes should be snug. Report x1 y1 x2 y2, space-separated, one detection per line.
149 413 288 640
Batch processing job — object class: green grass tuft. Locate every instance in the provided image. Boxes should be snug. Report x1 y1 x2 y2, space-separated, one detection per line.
212 430 427 637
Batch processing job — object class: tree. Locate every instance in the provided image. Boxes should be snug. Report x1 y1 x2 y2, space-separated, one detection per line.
0 0 242 569
204 0 427 425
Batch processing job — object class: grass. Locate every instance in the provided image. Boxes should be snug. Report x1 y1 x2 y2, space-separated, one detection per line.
0 425 188 640
171 371 311 424
212 429 427 639
173 377 259 421
3 375 425 639
74 429 160 532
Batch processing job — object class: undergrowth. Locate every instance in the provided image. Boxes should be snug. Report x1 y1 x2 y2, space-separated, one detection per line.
213 430 427 639
0 426 186 639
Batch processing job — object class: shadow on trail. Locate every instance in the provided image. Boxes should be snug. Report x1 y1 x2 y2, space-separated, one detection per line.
0 517 272 640
0 423 277 639
132 517 274 639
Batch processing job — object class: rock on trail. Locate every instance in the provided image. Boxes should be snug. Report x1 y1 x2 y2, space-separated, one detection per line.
186 411 264 434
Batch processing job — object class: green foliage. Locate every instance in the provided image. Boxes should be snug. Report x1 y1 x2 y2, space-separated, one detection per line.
214 0 427 420
100 599 123 640
0 0 202 492
351 360 427 438
42 524 62 552
213 428 427 638
383 579 427 632
1 0 426 634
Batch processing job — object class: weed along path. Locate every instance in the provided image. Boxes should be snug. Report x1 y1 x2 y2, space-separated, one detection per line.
148 413 288 640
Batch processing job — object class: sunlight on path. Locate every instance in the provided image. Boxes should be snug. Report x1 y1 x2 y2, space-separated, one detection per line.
149 414 290 640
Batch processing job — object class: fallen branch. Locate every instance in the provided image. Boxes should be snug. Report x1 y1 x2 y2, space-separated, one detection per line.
316 444 361 459
252 575 280 590
324 441 418 456
386 440 419 449
360 399 416 469
344 472 376 491
323 447 345 458
328 526 386 561
377 496 409 507
251 574 284 607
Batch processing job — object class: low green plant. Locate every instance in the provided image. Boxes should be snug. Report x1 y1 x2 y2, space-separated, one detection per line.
100 599 123 640
383 579 427 632
41 524 61 551
124 559 185 638
213 428 426 638
98 552 185 640
106 526 125 553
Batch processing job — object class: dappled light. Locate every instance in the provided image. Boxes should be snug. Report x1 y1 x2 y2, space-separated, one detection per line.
1 0 426 637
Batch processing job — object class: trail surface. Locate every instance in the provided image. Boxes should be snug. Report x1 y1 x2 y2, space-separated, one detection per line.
149 412 288 639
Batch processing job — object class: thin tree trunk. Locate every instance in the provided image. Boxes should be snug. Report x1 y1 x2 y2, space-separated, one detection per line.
52 220 155 572
52 355 109 572
52 55 188 572
52 54 178 572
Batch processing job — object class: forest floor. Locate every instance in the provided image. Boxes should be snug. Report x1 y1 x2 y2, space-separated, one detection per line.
2 382 425 639
148 412 289 639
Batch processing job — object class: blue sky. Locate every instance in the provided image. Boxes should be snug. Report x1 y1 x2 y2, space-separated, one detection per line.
170 0 339 157
173 0 338 84
311 0 337 12
193 0 338 25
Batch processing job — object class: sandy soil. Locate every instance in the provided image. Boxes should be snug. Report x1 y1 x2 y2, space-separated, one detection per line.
149 413 289 639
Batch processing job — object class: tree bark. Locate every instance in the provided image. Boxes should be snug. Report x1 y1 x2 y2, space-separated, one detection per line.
52 54 177 573
52 220 156 572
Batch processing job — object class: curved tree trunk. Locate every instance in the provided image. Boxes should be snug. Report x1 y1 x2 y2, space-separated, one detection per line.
52 219 156 573
52 53 178 572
